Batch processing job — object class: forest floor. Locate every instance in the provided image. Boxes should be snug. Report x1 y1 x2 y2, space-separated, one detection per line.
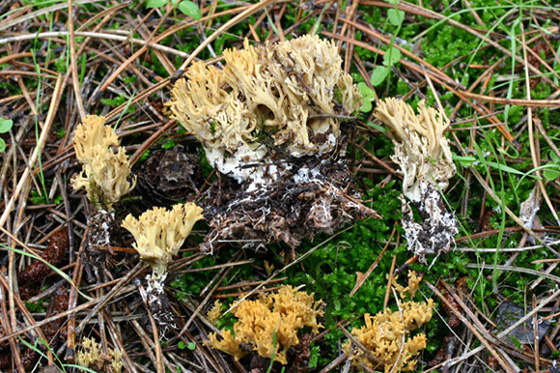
1 0 560 372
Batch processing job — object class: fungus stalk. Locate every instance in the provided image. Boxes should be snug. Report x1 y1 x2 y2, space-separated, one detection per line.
71 115 136 281
121 203 203 332
374 98 458 262
168 35 377 253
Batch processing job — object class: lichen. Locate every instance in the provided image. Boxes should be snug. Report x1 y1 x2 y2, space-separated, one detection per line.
374 98 458 262
207 285 324 365
71 115 135 207
121 203 204 278
344 272 434 372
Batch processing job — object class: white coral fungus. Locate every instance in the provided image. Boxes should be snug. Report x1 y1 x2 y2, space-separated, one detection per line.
121 203 204 277
374 98 458 261
72 115 135 206
168 35 361 185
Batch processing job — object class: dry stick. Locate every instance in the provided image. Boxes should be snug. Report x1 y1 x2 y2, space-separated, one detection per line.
0 297 98 345
349 226 395 297
99 6 172 93
0 31 190 58
521 24 560 227
364 0 558 89
0 269 25 372
447 287 560 369
0 0 108 32
67 0 86 118
75 262 144 334
0 75 63 228
178 0 282 71
426 282 515 373
325 31 514 142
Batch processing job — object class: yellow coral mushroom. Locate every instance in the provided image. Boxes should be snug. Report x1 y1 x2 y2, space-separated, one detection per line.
71 115 135 207
76 337 123 373
168 35 361 183
344 272 434 372
207 286 323 365
121 203 203 277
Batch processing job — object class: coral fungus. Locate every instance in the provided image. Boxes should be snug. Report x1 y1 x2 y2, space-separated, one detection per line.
72 115 135 207
121 203 204 278
207 286 324 365
168 35 377 253
374 98 458 262
344 272 434 372
122 203 203 333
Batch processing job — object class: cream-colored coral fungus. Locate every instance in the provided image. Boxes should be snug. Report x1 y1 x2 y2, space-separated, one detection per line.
168 35 361 185
121 203 203 278
344 272 434 372
207 285 324 365
374 98 458 261
72 115 135 207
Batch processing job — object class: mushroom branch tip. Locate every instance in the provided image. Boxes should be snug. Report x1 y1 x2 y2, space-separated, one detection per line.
71 115 136 207
121 203 204 277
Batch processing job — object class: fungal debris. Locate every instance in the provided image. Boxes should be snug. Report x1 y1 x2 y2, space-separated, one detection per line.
207 285 324 366
121 203 203 333
374 98 458 262
168 35 378 254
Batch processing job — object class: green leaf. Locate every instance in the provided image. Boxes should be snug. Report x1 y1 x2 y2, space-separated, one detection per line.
178 1 202 20
387 9 405 26
370 66 389 86
187 342 197 350
0 119 13 133
177 341 187 350
543 162 560 180
549 150 560 163
146 0 167 8
383 47 401 66
0 138 5 153
357 83 375 113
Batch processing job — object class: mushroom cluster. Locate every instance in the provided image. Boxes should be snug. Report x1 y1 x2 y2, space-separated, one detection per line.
344 272 434 372
374 98 458 262
71 115 136 280
207 285 323 365
168 35 377 253
121 203 204 332
72 115 135 208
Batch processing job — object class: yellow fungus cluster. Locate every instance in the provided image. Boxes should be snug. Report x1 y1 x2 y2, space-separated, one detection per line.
72 115 135 207
75 337 123 373
207 286 324 365
344 272 434 372
168 35 361 182
121 203 204 277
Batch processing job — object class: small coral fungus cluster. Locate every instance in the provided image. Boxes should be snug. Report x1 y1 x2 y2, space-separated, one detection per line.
72 115 204 333
72 115 136 279
344 272 434 372
121 203 203 332
167 35 378 253
207 286 323 368
374 99 458 262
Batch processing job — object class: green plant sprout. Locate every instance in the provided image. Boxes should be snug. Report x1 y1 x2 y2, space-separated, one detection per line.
146 0 202 20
